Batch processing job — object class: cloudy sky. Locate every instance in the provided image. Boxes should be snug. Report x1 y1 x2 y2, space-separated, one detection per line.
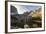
12 5 41 14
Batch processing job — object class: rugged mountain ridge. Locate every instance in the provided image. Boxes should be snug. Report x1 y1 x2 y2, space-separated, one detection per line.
28 7 42 18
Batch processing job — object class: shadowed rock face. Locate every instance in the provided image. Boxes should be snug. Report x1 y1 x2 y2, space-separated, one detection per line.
10 5 18 26
11 5 18 15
